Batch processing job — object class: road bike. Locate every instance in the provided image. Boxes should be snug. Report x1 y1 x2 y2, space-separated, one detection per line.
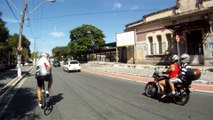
40 80 53 115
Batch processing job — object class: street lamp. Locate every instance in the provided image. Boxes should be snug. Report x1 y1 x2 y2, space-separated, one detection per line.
17 0 56 77
29 0 56 14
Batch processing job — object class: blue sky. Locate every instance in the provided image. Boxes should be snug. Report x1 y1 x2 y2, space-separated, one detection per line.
0 0 176 55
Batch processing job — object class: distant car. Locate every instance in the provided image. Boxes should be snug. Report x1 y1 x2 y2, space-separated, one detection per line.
53 60 60 67
0 61 5 71
63 60 81 72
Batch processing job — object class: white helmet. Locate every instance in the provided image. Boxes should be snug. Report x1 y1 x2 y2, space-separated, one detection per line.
181 53 190 63
171 54 179 63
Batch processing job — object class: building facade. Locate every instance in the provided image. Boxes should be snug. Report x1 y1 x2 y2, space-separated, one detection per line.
123 0 213 66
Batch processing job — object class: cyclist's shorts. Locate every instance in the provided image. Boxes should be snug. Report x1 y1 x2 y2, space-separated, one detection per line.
36 74 52 87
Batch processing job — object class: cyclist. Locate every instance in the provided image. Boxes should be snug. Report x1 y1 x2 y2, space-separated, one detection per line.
36 52 53 107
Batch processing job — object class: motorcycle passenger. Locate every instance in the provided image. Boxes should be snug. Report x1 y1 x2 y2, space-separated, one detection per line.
158 54 180 98
178 53 191 81
36 52 53 108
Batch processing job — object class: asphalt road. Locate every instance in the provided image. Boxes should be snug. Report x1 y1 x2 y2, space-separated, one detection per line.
0 67 213 120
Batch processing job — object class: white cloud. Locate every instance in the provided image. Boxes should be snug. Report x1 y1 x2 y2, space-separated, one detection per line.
113 2 122 10
3 17 19 23
49 32 65 37
131 6 139 10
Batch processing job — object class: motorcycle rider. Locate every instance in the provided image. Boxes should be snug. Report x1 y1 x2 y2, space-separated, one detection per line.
178 53 191 81
159 53 192 98
158 54 180 98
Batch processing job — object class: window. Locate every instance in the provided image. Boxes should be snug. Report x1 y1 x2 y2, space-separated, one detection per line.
148 37 154 54
166 33 172 53
157 35 162 54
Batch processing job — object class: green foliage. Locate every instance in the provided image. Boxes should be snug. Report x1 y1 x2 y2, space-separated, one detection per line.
68 24 105 59
0 12 9 61
52 46 69 60
7 34 31 62
0 11 30 67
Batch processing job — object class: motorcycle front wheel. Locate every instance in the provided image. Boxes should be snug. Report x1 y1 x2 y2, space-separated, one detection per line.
173 89 190 106
144 82 158 98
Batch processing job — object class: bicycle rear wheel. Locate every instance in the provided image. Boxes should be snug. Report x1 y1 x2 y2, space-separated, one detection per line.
41 82 47 109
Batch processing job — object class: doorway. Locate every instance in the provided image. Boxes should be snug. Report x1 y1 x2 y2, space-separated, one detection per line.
118 47 127 63
186 30 204 64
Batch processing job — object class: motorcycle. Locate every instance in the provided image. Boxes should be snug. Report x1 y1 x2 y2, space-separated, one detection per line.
144 68 201 106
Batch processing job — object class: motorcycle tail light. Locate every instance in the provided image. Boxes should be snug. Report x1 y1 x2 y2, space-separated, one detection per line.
194 69 201 75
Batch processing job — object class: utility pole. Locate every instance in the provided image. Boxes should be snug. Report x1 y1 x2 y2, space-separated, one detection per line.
16 0 56 77
176 34 181 65
17 0 28 77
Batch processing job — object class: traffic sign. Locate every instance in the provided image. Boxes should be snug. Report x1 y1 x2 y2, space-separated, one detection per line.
17 45 23 51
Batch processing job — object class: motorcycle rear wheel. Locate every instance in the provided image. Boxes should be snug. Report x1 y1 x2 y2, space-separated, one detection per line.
173 89 190 106
145 82 158 98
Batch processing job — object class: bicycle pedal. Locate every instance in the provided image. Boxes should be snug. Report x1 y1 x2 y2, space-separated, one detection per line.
46 98 50 102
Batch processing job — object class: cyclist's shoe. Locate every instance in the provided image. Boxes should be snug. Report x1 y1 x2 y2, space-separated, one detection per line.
38 101 42 108
46 91 49 98
168 92 176 97
161 94 166 99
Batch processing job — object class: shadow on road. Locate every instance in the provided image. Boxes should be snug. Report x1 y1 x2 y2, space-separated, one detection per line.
0 87 40 120
142 92 173 104
50 93 64 106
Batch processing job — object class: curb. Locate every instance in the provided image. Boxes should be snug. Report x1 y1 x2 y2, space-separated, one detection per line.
0 66 34 103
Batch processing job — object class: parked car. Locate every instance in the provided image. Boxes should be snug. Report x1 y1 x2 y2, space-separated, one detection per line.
53 60 60 67
0 61 6 71
63 60 81 72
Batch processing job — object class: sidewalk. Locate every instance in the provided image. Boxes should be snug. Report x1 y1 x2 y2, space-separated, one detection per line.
81 61 213 93
81 61 213 85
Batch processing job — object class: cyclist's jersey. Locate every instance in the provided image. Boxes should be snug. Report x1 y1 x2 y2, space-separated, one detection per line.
169 63 180 78
36 57 51 76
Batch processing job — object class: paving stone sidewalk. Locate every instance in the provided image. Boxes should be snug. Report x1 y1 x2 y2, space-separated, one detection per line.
81 62 213 85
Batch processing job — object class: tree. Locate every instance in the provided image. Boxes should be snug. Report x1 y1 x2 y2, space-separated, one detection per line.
52 46 69 60
8 34 31 63
68 24 105 59
0 11 9 61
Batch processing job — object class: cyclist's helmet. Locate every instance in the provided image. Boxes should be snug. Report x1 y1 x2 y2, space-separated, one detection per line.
171 54 179 63
181 53 190 63
42 52 49 58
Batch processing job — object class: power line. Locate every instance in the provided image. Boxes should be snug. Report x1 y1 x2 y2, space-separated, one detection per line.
5 0 21 25
30 8 161 20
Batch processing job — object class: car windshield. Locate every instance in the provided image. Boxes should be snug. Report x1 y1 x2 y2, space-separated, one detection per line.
70 61 78 64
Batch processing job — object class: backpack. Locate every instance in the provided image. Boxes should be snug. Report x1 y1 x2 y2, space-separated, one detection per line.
35 64 48 79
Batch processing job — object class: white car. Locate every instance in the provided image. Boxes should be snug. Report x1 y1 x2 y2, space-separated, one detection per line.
63 60 81 72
